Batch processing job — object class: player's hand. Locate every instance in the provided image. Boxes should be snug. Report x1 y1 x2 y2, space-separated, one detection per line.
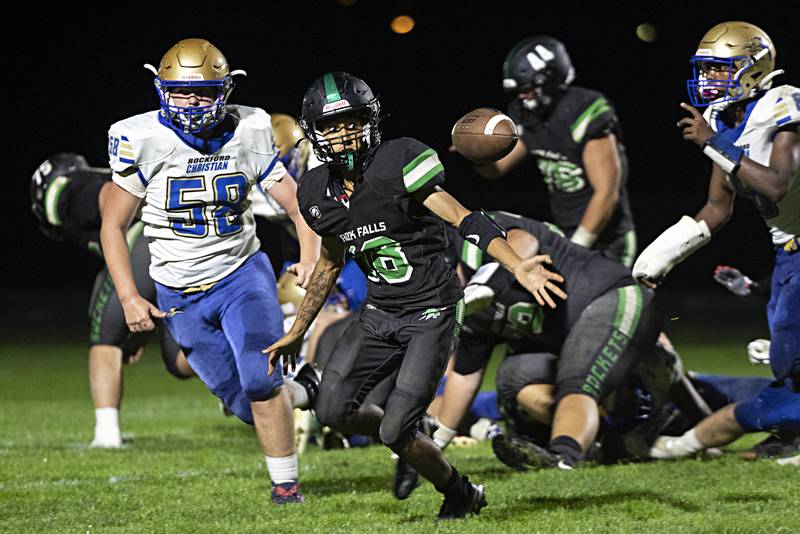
121 295 165 333
713 265 754 299
263 332 304 376
747 339 771 365
287 260 315 289
677 103 714 146
513 255 567 308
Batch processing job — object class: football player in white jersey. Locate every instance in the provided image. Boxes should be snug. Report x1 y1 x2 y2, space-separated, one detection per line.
633 22 800 458
100 39 320 504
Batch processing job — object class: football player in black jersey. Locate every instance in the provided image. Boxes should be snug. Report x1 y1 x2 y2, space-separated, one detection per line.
30 153 191 448
453 36 637 267
265 72 567 520
434 212 702 470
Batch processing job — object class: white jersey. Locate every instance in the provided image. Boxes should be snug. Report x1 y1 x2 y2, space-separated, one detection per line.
108 105 287 287
249 148 323 220
704 85 800 244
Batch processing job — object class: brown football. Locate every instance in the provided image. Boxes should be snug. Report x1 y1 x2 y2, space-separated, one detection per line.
451 108 518 163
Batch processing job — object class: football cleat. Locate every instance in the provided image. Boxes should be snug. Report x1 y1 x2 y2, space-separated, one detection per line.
271 482 305 505
392 458 421 500
90 433 122 449
649 435 695 459
492 433 574 470
437 476 487 520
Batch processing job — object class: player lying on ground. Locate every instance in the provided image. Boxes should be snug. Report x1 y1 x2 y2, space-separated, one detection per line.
634 21 800 457
266 72 566 520
100 38 321 503
394 211 687 497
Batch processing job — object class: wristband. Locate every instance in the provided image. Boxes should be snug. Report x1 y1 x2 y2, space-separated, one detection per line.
703 132 744 175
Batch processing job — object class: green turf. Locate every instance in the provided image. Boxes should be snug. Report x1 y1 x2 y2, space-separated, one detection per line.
1 332 797 533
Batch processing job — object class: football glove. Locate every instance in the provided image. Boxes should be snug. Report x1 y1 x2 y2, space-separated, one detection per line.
713 265 755 301
633 216 710 285
747 339 771 365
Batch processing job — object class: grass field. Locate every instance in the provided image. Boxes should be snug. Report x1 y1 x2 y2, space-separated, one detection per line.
2 316 799 533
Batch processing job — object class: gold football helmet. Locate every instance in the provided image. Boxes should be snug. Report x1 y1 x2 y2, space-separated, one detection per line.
144 38 246 133
688 21 782 108
271 113 311 178
277 270 306 313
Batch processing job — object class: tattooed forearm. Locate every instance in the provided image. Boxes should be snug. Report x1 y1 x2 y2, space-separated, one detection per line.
290 260 342 335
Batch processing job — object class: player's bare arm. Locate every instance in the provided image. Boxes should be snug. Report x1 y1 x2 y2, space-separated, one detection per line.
680 104 799 202
574 133 622 247
415 186 566 307
266 172 322 287
694 163 735 233
99 181 165 332
264 236 345 374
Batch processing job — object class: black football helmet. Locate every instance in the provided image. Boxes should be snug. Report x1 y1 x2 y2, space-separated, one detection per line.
30 153 89 241
502 36 575 113
299 72 381 171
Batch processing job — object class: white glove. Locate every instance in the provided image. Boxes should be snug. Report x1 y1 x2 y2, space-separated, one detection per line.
464 283 495 316
747 339 771 365
633 216 711 285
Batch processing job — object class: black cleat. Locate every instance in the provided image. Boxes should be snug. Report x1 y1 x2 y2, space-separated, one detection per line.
492 433 574 470
437 476 487 520
392 458 420 500
293 363 321 408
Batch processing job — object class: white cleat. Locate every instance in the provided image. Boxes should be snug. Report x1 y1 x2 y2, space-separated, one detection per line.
294 409 317 455
649 436 694 459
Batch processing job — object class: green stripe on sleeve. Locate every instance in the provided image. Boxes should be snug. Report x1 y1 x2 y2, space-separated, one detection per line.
402 148 436 175
405 162 444 193
571 97 611 143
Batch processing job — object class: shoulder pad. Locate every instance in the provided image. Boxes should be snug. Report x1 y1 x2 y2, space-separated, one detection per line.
566 87 614 144
231 105 278 156
750 85 800 130
107 111 176 173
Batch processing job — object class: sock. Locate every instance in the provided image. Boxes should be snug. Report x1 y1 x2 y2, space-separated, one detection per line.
675 428 703 454
94 407 120 434
547 435 583 466
434 465 461 495
284 380 309 409
266 454 298 485
433 422 458 450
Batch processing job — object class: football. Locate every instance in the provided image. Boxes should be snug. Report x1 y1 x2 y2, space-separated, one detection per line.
451 108 518 163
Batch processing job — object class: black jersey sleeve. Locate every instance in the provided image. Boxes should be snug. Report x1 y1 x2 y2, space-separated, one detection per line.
399 137 445 195
570 90 617 146
295 166 348 238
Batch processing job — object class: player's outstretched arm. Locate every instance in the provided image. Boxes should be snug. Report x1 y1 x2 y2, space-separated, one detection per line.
633 165 731 288
267 173 321 288
99 182 165 332
264 236 344 375
573 134 622 248
416 187 567 307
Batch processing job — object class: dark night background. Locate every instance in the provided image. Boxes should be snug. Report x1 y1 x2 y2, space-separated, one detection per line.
5 0 796 303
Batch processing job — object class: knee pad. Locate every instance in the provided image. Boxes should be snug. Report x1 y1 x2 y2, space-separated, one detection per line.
557 375 602 403
734 380 800 432
379 422 417 450
241 364 284 402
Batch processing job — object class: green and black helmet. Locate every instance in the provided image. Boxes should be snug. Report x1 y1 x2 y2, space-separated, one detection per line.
299 72 381 170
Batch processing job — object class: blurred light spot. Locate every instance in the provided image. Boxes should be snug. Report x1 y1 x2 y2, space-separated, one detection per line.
636 23 658 42
391 15 415 35
337 0 357 6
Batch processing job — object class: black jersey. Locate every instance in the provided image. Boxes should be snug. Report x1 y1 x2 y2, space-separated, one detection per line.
45 169 111 255
297 138 463 309
456 211 633 352
507 86 634 240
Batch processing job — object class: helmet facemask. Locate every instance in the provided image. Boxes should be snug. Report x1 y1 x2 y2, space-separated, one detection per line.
301 102 381 171
687 52 766 107
155 77 234 134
